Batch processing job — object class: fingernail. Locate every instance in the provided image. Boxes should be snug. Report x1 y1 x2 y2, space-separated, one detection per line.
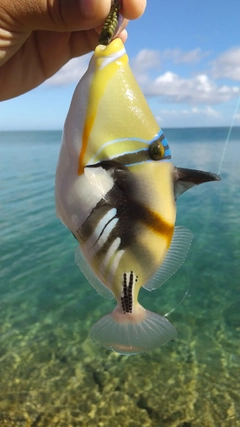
80 0 97 18
113 13 124 37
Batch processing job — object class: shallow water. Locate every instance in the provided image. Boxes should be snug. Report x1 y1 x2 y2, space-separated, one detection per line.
0 128 239 426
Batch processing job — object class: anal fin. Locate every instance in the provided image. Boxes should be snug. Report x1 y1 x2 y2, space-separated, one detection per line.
75 245 114 299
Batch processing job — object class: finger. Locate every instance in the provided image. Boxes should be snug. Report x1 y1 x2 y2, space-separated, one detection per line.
121 0 146 20
117 28 128 44
0 0 112 32
0 0 146 33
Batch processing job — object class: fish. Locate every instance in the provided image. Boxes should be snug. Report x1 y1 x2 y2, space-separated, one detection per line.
55 38 220 356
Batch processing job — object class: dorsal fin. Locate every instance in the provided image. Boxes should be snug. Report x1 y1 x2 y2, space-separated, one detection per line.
75 245 114 299
143 226 193 291
174 167 221 199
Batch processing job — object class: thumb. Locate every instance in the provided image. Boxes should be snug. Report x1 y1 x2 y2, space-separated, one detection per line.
0 0 112 33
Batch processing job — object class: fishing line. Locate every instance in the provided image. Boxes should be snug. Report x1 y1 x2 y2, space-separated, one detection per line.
217 95 240 175
201 94 240 235
193 97 240 240
172 94 240 322
161 95 240 318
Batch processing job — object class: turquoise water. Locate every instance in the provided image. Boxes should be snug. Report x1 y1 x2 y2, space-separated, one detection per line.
0 128 239 426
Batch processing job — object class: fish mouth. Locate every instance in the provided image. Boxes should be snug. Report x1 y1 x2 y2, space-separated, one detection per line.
94 38 127 68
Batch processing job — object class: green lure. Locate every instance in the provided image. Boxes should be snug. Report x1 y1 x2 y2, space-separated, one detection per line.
98 0 121 46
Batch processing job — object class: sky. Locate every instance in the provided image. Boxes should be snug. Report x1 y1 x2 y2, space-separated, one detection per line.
0 0 240 130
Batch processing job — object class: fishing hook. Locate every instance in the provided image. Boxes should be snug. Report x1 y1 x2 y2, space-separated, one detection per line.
98 0 122 46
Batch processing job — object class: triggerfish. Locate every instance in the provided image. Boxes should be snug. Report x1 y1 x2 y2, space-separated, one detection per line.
55 38 220 355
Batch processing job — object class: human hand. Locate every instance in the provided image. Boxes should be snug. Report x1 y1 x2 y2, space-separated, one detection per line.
0 0 146 100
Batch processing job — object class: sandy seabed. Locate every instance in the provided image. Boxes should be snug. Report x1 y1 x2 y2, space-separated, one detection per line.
0 287 239 427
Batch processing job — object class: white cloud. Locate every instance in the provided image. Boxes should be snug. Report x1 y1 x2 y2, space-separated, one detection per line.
44 46 240 109
235 113 240 123
129 47 240 105
212 47 240 80
130 47 206 76
155 106 224 128
45 54 91 85
139 72 240 104
162 48 208 64
131 49 161 73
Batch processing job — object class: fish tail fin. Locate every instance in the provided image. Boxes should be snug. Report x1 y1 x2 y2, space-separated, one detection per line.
89 304 177 355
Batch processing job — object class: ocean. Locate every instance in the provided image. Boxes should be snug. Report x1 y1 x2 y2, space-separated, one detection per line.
0 128 239 426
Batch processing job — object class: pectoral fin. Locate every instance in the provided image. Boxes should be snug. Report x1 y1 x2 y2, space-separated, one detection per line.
174 167 221 199
143 226 193 291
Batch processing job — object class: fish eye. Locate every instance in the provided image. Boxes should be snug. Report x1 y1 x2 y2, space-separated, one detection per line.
149 139 165 160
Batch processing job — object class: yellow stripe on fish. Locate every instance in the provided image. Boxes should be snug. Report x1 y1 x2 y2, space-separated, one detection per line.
77 39 160 174
78 41 129 174
55 38 221 356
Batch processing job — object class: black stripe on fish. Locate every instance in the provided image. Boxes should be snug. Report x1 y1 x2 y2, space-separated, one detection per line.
93 211 118 248
94 220 121 261
110 148 149 166
106 147 170 166
91 133 171 167
81 162 173 268
121 271 138 313
100 162 173 242
76 202 111 242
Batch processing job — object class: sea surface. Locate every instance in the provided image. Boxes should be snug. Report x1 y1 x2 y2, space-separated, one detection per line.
0 128 239 427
